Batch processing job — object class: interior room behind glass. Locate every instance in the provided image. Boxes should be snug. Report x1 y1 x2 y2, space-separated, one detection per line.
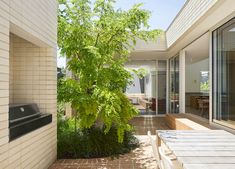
185 33 210 119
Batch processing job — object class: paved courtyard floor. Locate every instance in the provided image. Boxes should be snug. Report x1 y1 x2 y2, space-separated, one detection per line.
50 117 169 169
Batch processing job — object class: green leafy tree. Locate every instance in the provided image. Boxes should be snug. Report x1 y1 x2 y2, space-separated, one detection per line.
58 0 161 142
132 68 148 79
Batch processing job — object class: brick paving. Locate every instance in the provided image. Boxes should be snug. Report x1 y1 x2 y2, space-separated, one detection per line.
50 117 169 169
130 116 170 135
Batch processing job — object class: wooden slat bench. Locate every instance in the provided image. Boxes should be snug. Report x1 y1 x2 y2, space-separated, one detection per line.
166 114 210 130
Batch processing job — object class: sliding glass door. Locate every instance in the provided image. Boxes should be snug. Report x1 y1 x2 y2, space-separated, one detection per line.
213 17 235 127
158 61 167 114
169 56 180 113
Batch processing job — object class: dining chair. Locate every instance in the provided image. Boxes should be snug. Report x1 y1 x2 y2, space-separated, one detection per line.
158 147 174 169
198 99 209 117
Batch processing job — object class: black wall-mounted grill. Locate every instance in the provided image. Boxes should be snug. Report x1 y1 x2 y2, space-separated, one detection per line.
9 103 52 141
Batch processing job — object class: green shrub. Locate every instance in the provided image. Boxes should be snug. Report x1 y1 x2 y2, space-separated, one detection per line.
57 117 139 159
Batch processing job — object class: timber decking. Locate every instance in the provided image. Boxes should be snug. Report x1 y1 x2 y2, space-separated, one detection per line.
157 130 235 169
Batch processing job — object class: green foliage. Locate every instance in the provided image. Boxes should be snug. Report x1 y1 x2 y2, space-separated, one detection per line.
200 81 209 91
57 117 139 159
58 0 161 142
132 68 148 79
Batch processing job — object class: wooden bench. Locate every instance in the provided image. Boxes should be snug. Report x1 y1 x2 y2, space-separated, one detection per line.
166 113 210 130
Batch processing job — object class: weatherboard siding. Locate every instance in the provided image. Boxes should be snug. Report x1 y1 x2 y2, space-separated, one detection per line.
166 0 218 47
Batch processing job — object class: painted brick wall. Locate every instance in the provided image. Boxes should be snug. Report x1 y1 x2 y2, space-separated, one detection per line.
0 0 57 168
0 1 10 167
9 0 57 47
9 35 57 111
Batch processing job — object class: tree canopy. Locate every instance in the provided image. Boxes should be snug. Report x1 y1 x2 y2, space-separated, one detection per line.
58 0 161 142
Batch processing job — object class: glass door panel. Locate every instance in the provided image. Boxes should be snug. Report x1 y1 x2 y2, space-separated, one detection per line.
158 61 167 114
169 56 180 113
213 17 235 127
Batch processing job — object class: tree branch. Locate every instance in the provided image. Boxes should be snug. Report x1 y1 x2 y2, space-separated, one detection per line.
94 33 100 46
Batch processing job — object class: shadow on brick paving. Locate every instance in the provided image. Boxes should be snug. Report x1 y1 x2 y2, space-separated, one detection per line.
50 117 169 169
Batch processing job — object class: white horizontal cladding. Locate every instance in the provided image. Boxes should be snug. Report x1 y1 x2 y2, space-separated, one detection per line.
9 0 57 48
166 0 218 48
133 33 167 52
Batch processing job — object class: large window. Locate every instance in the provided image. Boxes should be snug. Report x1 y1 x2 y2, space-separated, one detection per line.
213 18 235 127
200 71 209 92
169 56 179 113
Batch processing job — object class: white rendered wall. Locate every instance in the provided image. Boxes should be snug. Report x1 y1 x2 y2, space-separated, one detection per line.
185 58 209 93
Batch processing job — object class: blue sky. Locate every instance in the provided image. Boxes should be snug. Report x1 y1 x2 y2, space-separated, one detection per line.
114 0 186 30
57 0 186 67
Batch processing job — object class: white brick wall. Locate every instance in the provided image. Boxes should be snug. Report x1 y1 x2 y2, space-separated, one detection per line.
166 0 218 47
0 0 57 168
9 0 57 47
10 35 57 110
0 0 10 161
